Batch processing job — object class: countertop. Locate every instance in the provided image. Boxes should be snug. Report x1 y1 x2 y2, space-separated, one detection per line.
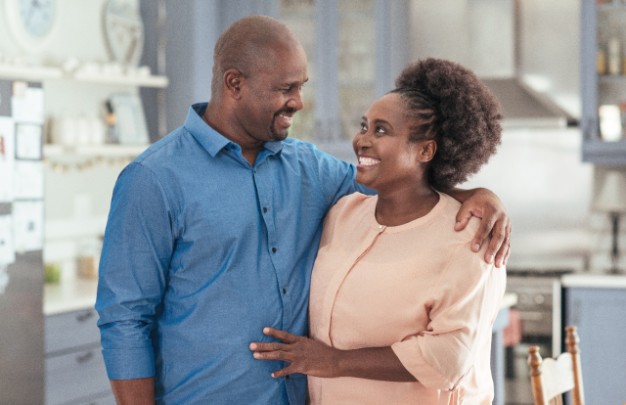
44 279 518 316
44 277 98 316
561 273 626 289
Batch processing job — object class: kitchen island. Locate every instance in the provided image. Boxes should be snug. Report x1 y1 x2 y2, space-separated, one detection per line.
561 273 626 405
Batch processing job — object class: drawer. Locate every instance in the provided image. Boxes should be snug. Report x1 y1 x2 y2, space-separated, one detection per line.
45 347 111 405
46 309 100 353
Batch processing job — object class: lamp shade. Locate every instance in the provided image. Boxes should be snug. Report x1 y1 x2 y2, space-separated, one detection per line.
593 170 626 213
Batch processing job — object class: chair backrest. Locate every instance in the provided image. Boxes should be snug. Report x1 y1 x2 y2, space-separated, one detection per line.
528 326 585 405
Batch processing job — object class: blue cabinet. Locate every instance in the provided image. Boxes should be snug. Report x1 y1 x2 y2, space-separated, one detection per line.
563 285 626 403
581 0 626 165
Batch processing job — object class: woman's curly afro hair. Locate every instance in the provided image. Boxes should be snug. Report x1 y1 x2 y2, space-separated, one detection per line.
393 58 502 191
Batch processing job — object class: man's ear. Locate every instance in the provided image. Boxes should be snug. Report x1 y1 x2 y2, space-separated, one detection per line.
224 69 244 99
418 140 437 163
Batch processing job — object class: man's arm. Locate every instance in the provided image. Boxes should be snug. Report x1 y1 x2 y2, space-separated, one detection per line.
96 163 173 399
111 378 155 405
446 187 511 267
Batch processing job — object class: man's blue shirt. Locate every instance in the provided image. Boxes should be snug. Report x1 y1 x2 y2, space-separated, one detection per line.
96 103 359 404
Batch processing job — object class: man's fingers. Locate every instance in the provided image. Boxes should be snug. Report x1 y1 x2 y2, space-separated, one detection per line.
493 223 511 268
454 210 473 232
483 217 507 264
472 215 497 255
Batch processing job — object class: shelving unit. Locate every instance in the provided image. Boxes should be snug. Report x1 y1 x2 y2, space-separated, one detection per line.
44 143 147 158
581 0 626 165
0 63 168 88
0 64 62 81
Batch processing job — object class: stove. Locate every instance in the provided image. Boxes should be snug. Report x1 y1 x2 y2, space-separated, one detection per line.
504 268 575 403
506 268 574 355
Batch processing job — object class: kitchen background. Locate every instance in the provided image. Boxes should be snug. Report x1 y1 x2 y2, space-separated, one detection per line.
0 0 625 404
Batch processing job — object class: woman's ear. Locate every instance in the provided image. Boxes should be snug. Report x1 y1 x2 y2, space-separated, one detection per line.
418 140 437 163
224 69 243 99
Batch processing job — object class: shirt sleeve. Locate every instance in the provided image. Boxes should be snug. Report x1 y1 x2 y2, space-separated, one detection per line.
309 145 374 209
95 162 174 380
390 243 506 391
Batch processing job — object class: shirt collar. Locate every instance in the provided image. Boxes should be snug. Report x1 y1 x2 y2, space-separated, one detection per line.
184 103 284 158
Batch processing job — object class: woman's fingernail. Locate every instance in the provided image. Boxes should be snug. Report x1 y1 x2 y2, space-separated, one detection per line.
472 243 480 252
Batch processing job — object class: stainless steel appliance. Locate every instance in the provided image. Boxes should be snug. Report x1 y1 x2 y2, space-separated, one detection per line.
0 79 45 404
504 268 573 404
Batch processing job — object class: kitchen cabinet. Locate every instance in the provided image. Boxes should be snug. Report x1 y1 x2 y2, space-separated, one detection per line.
45 308 114 405
44 279 114 405
581 0 626 165
562 274 626 404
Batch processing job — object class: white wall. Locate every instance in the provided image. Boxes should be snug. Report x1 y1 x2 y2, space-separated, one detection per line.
464 127 626 273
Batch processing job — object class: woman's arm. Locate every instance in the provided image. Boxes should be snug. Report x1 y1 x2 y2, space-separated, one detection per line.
447 187 511 267
249 328 415 381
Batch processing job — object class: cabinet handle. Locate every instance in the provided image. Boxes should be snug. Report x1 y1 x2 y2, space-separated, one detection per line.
76 310 95 322
517 311 545 321
76 351 95 364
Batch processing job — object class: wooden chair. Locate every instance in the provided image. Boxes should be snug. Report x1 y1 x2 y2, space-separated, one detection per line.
528 326 585 405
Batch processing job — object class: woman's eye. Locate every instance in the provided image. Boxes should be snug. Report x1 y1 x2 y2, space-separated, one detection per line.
359 123 367 133
375 126 386 134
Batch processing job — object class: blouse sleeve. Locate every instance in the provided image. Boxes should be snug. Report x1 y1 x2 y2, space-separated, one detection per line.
390 243 506 391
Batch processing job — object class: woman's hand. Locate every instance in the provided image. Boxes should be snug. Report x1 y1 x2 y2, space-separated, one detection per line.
452 187 511 267
249 327 340 378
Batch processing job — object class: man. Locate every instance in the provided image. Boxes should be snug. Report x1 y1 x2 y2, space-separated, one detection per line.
96 15 510 405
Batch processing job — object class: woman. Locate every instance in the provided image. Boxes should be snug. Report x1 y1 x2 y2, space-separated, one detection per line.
250 58 506 404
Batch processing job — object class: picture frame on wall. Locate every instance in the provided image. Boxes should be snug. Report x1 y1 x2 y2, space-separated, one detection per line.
109 93 149 145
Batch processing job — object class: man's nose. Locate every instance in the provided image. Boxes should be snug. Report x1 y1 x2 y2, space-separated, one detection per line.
287 89 304 111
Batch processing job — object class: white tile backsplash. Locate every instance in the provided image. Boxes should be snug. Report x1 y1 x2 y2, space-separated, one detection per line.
463 127 596 269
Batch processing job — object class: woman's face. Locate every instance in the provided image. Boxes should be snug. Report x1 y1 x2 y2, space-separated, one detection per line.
352 93 432 193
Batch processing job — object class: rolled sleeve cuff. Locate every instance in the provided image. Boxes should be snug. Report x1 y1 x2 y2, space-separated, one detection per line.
391 340 455 391
102 347 156 380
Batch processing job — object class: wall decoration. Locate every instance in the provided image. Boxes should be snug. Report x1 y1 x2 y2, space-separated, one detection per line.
109 93 149 145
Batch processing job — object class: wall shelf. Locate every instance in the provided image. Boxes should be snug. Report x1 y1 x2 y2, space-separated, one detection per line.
44 144 147 158
0 64 168 88
73 72 169 88
0 64 63 81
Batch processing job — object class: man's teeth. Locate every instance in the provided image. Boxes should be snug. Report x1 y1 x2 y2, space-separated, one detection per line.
279 114 293 125
359 157 380 166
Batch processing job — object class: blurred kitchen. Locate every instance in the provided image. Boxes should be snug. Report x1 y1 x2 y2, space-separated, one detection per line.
0 0 624 404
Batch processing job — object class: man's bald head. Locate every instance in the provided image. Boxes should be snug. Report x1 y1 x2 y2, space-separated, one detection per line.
210 15 303 99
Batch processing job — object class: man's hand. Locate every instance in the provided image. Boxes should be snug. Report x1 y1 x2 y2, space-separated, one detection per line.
452 188 511 267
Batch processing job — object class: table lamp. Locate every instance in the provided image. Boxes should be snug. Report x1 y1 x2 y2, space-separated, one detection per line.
593 170 626 274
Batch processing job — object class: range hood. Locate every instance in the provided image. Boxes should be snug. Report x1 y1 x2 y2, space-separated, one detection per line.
482 78 577 129
410 0 580 129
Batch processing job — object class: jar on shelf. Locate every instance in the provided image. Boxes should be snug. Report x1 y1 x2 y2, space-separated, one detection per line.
607 37 622 75
76 237 102 280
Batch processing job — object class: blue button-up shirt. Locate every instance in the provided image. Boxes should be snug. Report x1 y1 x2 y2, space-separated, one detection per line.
96 103 360 404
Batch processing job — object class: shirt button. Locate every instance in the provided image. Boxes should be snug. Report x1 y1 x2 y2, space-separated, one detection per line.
285 375 290 379
272 247 277 253
282 288 287 294
263 207 268 213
